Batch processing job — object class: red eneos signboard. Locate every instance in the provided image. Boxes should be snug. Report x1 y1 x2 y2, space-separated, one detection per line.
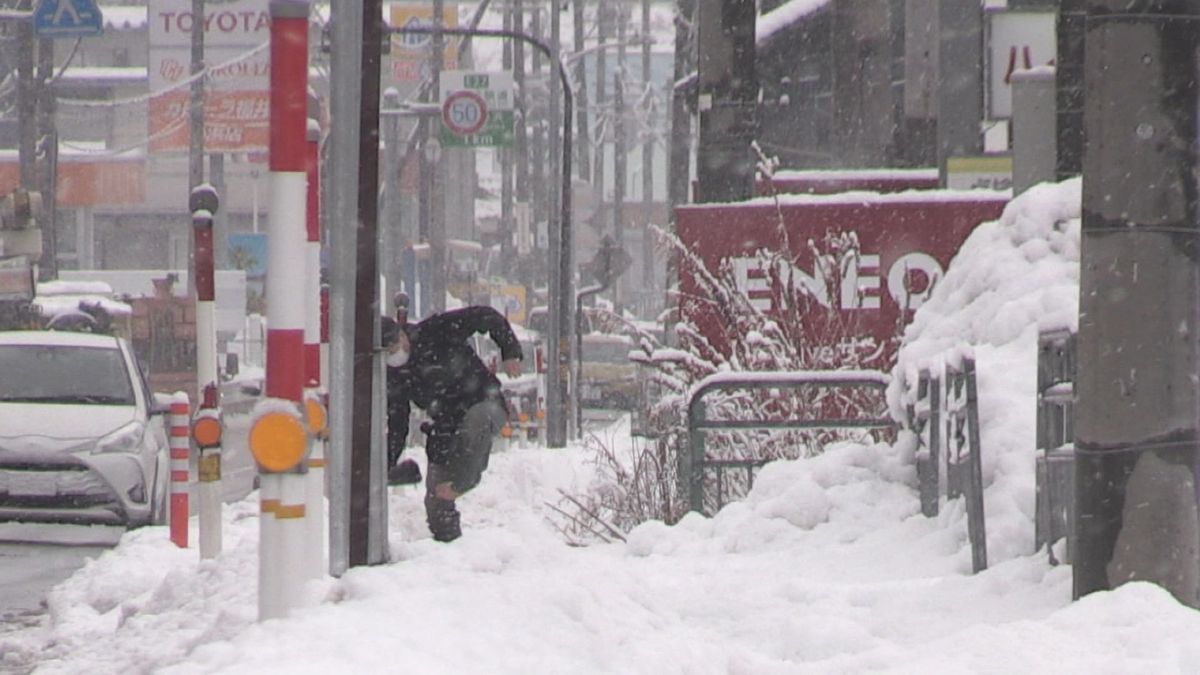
675 192 1008 370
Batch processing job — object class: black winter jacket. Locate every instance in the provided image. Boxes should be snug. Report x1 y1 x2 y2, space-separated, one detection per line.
386 306 523 435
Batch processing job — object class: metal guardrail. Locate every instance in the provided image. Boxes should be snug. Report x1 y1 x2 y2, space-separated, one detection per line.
684 370 897 515
905 357 988 573
1036 329 1076 565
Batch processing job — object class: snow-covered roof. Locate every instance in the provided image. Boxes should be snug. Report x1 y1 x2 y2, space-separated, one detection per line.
56 66 148 85
100 6 147 31
677 186 1011 210
757 0 832 45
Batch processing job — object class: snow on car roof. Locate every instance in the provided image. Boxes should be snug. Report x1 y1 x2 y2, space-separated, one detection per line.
0 330 122 349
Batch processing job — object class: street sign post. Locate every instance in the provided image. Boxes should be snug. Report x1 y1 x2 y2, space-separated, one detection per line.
438 70 514 147
33 0 102 38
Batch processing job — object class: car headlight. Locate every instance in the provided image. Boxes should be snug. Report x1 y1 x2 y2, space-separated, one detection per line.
93 421 147 455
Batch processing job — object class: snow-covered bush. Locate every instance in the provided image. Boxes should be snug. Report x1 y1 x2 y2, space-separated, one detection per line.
555 161 895 539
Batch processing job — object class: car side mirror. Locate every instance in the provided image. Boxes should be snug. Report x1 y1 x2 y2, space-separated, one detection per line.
150 392 175 416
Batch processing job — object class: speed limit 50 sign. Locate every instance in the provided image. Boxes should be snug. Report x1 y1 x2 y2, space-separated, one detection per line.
439 70 514 148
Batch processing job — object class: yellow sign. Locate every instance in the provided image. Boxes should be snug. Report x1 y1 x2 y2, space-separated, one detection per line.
389 3 459 82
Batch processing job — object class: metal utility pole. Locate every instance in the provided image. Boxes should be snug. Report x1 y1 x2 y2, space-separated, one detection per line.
381 87 402 294
694 0 757 202
640 0 654 311
513 0 531 284
573 0 590 183
210 154 227 267
17 0 35 190
189 0 205 192
612 70 626 314
349 0 387 568
1074 2 1200 608
327 0 364 576
594 0 609 218
935 0 983 187
429 0 446 313
529 7 547 245
500 11 514 268
36 35 57 279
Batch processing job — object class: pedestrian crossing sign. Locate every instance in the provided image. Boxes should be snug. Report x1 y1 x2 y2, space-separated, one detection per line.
34 0 103 38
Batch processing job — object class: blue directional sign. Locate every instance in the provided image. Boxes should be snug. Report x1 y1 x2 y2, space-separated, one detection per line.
33 0 103 38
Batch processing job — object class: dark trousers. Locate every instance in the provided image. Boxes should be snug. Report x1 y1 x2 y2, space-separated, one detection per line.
423 397 506 541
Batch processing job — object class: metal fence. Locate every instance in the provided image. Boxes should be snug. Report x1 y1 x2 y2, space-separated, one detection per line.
1036 329 1076 565
684 370 897 515
904 357 988 573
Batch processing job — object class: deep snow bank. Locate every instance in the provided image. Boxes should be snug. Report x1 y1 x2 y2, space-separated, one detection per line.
888 178 1082 563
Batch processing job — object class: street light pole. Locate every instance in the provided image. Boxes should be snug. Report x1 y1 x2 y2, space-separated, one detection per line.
390 25 575 447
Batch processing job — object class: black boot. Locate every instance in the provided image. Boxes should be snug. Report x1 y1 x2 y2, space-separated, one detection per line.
425 496 462 542
387 458 423 485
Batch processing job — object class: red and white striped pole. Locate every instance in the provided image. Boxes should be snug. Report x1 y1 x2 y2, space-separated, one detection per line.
169 392 190 548
253 0 312 622
191 185 223 560
304 119 327 580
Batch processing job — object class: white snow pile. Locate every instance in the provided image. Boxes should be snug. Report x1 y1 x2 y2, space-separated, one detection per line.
888 177 1082 564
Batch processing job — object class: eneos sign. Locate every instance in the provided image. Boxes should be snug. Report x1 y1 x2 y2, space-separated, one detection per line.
675 192 1008 369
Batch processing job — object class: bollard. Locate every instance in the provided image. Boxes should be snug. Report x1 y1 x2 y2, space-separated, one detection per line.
304 391 327 580
192 404 223 559
249 403 310 621
258 473 283 619
168 393 190 548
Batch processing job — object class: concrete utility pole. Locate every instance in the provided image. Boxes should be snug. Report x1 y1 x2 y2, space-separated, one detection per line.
935 0 983 187
1074 2 1200 608
694 0 756 202
1056 0 1086 180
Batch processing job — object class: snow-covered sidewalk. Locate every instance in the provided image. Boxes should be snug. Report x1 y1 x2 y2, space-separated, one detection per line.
3 427 1199 674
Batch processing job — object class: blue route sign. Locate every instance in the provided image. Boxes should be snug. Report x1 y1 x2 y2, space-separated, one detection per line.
33 0 103 38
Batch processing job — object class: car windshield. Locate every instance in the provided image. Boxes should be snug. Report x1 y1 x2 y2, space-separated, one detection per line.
0 344 136 405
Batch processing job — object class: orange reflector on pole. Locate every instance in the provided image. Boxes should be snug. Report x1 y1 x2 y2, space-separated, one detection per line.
192 416 223 448
249 411 308 472
304 397 327 435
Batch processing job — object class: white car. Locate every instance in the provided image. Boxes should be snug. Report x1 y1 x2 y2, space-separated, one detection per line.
0 330 170 528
